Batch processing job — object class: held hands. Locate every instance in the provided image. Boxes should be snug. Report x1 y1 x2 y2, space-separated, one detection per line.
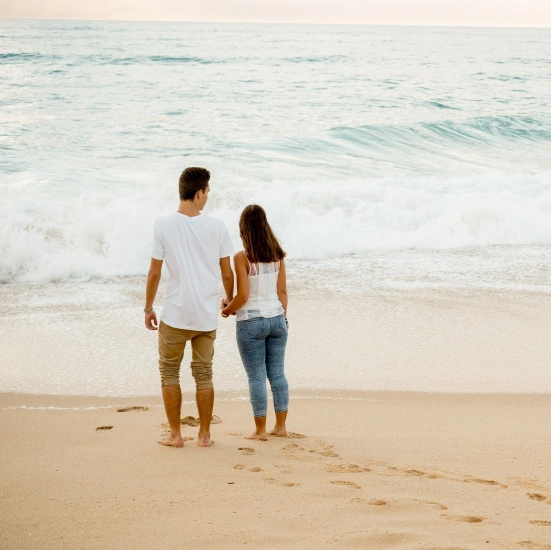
220 298 235 319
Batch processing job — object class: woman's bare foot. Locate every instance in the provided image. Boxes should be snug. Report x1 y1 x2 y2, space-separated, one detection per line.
159 434 184 448
197 431 214 447
245 431 268 441
269 425 287 437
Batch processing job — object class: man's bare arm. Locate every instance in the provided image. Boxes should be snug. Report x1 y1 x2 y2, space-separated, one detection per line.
219 256 234 307
221 252 249 317
145 258 163 330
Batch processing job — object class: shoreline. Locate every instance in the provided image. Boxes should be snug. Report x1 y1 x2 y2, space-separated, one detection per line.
3 388 551 405
2 286 551 395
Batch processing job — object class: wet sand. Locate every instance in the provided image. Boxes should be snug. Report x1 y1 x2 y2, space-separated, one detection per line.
2 284 551 395
2 390 551 549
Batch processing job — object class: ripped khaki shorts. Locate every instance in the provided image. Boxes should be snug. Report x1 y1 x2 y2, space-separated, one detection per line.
158 321 216 390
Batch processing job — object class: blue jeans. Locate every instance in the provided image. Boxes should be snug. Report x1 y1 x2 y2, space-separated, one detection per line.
236 315 289 418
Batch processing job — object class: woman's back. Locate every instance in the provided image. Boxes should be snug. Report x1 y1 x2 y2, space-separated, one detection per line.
236 259 284 321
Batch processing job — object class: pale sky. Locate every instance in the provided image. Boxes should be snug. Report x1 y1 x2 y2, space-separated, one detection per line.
1 0 551 27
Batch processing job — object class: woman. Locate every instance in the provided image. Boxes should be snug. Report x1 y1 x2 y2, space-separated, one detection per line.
221 205 289 440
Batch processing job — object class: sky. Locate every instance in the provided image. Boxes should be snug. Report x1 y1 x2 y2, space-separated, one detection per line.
1 0 551 27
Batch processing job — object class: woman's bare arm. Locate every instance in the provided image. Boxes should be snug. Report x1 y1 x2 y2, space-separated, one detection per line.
277 258 288 318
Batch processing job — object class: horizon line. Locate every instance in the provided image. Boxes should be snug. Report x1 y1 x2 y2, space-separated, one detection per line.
1 17 550 29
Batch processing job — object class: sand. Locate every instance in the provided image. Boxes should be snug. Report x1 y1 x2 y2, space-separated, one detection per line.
2 286 551 395
2 285 551 548
2 390 551 549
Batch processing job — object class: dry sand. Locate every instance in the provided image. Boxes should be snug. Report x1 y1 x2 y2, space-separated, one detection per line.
2 390 551 549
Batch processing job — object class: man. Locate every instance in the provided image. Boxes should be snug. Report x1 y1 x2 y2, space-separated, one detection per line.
144 167 234 448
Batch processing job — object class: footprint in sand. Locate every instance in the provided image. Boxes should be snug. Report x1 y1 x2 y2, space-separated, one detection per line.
263 477 298 487
234 464 262 472
228 432 243 436
527 493 550 502
286 432 307 439
350 497 447 510
117 406 149 412
96 426 113 430
466 477 508 489
284 439 341 463
330 480 361 489
350 497 388 506
321 451 341 458
443 515 484 523
238 447 255 455
384 464 508 487
518 541 551 549
414 499 448 510
275 464 293 474
529 520 551 526
351 498 388 506
405 469 438 479
326 463 371 474
381 465 441 480
368 499 388 506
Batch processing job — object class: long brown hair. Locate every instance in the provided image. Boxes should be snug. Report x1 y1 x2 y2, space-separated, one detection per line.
239 205 286 263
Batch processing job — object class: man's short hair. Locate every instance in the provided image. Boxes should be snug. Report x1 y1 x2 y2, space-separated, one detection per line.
179 167 211 201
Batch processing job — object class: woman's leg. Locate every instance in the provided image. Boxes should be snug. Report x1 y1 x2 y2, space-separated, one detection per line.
266 315 289 436
236 318 270 440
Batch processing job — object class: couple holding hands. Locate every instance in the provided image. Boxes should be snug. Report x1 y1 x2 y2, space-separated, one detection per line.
144 167 289 447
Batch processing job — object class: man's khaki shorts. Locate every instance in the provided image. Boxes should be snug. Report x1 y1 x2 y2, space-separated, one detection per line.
158 321 216 390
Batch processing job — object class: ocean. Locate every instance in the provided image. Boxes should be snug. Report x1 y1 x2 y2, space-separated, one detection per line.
1 20 551 396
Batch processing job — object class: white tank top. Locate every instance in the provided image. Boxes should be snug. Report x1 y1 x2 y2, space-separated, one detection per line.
236 258 284 322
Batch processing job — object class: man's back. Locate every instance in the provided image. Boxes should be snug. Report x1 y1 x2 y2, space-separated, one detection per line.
152 212 233 331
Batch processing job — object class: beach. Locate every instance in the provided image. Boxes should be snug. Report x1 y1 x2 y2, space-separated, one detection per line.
2 278 551 395
2 287 551 549
2 19 551 549
3 390 551 549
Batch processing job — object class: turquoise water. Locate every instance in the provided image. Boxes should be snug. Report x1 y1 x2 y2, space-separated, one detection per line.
1 20 551 286
1 21 551 395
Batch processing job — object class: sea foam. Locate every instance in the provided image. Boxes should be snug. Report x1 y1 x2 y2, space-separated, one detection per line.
1 21 551 286
1 172 550 283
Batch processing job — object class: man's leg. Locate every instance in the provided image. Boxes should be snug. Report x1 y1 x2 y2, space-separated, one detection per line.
190 330 217 447
162 384 183 447
196 387 214 447
158 322 188 447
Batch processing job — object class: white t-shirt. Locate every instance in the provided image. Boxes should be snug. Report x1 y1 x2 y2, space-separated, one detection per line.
151 212 234 331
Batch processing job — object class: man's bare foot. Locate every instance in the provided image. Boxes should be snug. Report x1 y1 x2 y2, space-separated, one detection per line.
159 434 184 448
246 431 268 441
269 426 287 437
197 431 214 447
